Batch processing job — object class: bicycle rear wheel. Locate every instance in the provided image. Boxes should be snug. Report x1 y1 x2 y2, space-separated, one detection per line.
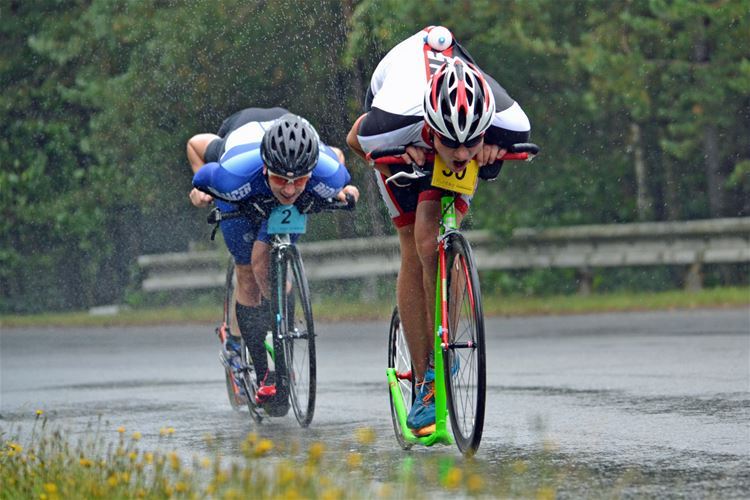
280 247 317 427
222 260 263 423
443 233 486 455
387 306 414 449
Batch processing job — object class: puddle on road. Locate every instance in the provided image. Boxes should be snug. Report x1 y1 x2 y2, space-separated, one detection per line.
3 405 748 498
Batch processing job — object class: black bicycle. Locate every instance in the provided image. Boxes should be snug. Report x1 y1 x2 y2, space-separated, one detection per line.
210 194 355 426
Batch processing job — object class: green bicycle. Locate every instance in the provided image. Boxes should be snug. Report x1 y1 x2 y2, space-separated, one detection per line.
370 143 539 455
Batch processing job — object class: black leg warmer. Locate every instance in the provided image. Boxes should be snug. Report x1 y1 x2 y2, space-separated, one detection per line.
236 300 273 378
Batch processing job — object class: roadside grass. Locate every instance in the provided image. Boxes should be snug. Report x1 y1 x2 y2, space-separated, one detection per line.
1 287 747 329
1 416 629 499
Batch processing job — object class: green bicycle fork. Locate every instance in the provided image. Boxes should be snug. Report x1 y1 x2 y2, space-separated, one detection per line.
387 195 458 447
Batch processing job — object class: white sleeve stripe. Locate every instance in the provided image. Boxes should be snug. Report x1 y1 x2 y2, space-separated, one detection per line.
492 101 530 132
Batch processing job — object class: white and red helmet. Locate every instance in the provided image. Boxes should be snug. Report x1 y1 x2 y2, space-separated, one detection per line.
423 57 496 144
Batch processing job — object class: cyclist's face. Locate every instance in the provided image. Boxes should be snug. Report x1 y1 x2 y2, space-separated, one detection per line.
433 133 484 173
265 168 311 205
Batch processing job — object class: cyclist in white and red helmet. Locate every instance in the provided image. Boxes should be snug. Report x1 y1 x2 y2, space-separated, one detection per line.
347 26 531 436
424 58 496 148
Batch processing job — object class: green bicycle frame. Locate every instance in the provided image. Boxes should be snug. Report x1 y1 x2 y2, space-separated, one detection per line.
387 194 457 446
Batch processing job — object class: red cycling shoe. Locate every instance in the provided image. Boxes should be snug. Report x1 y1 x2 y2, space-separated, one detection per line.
254 372 277 404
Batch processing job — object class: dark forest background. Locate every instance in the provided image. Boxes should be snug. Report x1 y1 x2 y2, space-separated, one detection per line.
2 0 748 313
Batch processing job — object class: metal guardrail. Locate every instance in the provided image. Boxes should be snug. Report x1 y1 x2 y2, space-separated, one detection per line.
137 217 750 293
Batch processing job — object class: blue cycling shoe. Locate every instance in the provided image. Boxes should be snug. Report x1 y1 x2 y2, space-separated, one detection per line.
450 354 460 376
406 368 436 436
222 335 245 372
221 335 249 401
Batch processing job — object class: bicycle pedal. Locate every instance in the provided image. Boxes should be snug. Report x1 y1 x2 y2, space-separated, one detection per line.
413 423 436 437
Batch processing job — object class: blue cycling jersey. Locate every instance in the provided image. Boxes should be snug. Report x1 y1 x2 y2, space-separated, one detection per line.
193 142 351 205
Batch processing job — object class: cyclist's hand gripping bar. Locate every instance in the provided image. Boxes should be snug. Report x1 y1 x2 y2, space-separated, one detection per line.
367 143 540 185
206 193 356 239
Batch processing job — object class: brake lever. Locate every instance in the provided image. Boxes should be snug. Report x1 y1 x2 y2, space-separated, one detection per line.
385 164 428 185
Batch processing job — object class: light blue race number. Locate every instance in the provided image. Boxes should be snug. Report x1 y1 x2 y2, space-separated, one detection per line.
267 205 307 234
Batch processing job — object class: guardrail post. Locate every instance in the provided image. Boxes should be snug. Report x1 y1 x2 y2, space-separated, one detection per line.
684 261 703 292
359 276 378 301
576 266 593 295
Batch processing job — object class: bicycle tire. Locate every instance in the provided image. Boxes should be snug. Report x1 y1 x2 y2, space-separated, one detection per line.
443 232 486 455
222 260 263 423
387 306 414 449
279 246 316 426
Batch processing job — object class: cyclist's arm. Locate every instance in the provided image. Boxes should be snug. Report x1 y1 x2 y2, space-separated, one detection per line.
187 133 221 207
346 114 368 160
192 151 265 204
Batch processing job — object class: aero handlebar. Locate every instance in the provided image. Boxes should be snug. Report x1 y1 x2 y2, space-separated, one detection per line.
366 143 540 184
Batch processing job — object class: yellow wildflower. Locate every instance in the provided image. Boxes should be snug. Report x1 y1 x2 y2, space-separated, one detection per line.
131 431 141 441
379 484 394 498
512 459 528 474
467 473 485 493
36 409 44 417
117 426 125 434
321 488 343 500
346 452 362 469
308 442 325 462
536 486 556 500
223 488 242 500
277 463 296 485
79 458 94 467
169 452 180 471
43 483 58 493
442 467 462 490
354 427 376 445
254 439 274 457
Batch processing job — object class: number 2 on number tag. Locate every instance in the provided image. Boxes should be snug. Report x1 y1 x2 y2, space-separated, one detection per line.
267 205 307 234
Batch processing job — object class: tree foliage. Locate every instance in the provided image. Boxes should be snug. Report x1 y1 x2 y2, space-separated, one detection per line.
1 0 748 312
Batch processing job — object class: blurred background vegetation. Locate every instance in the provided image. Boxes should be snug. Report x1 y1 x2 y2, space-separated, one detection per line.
1 0 748 313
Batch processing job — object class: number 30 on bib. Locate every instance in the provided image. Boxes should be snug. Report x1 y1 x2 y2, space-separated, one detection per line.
431 156 479 196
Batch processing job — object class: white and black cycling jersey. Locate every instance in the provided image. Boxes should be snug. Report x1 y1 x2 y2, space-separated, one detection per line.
357 27 531 153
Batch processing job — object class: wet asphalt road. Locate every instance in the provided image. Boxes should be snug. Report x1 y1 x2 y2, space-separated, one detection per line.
1 308 748 496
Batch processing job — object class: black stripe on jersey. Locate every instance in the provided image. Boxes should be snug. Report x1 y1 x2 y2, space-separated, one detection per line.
358 107 423 138
216 107 289 137
485 127 530 148
364 86 374 112
453 42 477 65
454 42 515 111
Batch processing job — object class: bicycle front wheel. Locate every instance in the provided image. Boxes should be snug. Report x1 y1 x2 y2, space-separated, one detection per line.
281 246 317 427
443 232 486 455
387 306 414 449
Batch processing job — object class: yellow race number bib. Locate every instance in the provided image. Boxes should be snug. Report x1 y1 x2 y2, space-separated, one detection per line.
430 156 479 195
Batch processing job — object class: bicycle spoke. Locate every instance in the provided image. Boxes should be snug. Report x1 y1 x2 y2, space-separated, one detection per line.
444 234 486 455
387 307 414 450
282 249 316 427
